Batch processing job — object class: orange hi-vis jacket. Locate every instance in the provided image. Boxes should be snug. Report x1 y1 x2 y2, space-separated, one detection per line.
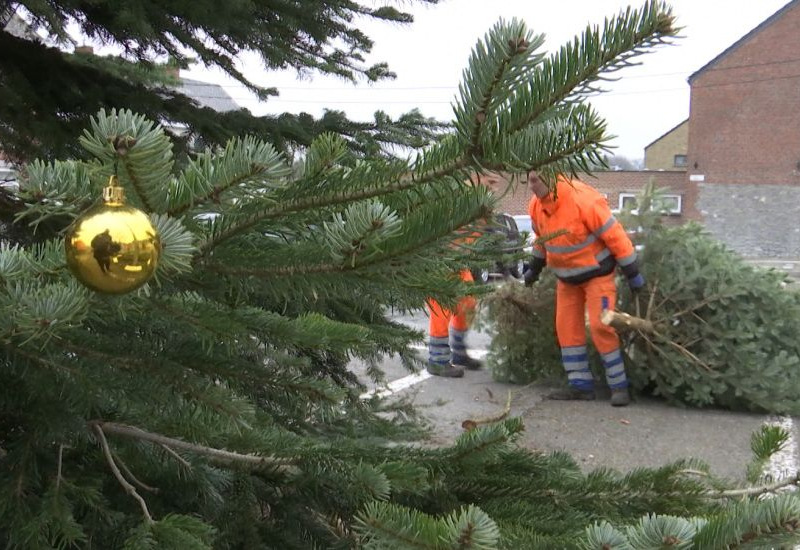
528 176 637 285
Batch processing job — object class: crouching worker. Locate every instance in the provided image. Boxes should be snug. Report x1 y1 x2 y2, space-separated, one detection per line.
523 171 646 406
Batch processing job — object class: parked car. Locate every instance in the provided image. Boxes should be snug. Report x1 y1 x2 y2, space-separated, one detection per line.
512 214 536 255
471 213 527 284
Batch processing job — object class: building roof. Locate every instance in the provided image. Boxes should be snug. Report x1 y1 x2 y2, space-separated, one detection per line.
688 0 800 83
644 118 688 150
177 77 240 112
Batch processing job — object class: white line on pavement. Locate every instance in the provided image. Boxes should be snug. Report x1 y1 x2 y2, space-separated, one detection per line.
762 416 799 487
359 345 489 400
360 370 432 400
760 416 799 549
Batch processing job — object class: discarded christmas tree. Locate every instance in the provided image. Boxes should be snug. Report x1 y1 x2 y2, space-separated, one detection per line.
3 3 800 548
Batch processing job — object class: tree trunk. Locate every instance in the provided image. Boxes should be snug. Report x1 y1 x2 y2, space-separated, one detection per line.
600 310 655 333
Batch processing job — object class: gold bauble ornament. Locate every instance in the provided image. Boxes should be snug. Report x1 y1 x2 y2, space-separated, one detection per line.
65 175 160 294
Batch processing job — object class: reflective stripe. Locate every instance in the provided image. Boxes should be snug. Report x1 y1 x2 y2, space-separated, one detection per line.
429 337 450 361
562 346 591 375
550 248 613 279
601 347 627 387
450 342 467 353
562 345 588 356
596 248 611 262
545 234 597 254
565 362 590 373
552 264 599 278
450 329 466 355
593 216 617 237
532 248 546 259
617 252 637 266
605 364 625 378
606 374 628 390
429 350 450 363
569 378 595 391
567 370 594 382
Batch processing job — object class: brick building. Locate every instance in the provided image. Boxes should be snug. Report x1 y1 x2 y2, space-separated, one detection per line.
493 171 688 223
644 119 688 171
685 0 800 263
686 0 800 186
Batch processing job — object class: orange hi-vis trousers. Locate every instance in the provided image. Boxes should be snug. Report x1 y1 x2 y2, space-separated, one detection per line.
556 272 628 390
427 270 476 366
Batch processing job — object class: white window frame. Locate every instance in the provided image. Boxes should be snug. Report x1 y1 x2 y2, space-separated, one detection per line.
618 193 638 212
618 192 682 215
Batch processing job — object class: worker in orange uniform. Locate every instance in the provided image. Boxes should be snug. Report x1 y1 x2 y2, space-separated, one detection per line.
426 271 481 377
523 171 645 406
426 172 505 378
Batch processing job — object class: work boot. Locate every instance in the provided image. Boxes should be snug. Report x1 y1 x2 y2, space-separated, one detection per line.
426 362 465 378
610 387 631 407
452 354 483 370
545 387 596 401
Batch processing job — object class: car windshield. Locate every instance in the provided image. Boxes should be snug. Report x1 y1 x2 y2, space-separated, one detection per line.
512 215 532 234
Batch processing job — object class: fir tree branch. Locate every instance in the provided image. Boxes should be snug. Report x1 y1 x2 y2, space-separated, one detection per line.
206 206 484 277
533 135 605 172
161 444 192 470
112 451 160 494
59 340 252 420
505 1 676 135
5 343 79 376
466 36 529 156
646 277 659 321
92 424 154 524
166 136 288 217
56 443 66 491
461 391 513 431
197 159 468 256
90 421 297 474
121 156 157 214
167 170 256 217
708 472 800 499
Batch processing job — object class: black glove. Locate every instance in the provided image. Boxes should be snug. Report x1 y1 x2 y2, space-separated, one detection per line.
523 256 545 287
523 265 539 287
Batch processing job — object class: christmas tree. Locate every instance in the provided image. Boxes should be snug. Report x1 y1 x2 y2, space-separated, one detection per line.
3 2 800 548
0 0 444 161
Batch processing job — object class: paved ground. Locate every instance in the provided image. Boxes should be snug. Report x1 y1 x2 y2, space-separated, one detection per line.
353 286 798 482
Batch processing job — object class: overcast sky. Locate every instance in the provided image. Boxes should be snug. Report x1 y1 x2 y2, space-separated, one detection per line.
185 0 789 159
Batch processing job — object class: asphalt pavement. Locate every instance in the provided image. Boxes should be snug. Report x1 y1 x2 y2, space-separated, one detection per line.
352 287 798 482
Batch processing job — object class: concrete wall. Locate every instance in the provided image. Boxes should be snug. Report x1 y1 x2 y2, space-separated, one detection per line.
687 1 800 185
697 182 800 259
